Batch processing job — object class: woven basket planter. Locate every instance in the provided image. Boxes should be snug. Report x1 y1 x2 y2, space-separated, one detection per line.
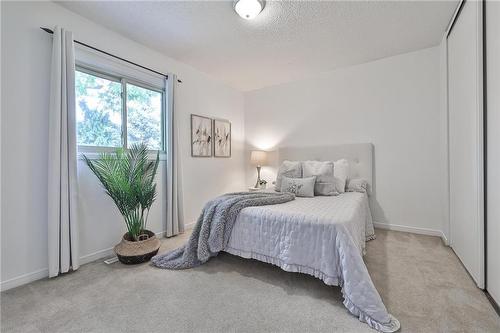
114 230 161 265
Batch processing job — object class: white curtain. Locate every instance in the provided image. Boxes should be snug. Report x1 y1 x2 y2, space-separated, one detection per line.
165 76 184 236
47 27 79 277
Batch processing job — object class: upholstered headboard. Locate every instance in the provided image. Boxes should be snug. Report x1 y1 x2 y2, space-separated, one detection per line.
277 143 374 193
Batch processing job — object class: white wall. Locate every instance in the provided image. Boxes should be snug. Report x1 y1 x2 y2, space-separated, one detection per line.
244 47 448 235
486 0 500 305
1 1 245 290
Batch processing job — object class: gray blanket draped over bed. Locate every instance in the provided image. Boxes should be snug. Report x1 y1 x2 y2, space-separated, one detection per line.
151 192 400 333
151 192 295 268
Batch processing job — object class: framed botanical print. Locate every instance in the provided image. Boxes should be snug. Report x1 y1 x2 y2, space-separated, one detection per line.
213 119 231 158
191 114 212 157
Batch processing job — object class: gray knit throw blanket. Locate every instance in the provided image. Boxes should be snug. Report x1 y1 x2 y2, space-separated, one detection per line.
151 191 295 269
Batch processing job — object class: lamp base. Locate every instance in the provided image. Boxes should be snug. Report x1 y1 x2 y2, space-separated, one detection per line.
254 165 262 188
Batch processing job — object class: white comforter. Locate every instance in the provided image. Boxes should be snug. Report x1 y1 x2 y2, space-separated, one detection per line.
224 192 400 332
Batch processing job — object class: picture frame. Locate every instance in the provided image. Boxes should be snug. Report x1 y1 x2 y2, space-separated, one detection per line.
191 114 212 157
213 118 231 158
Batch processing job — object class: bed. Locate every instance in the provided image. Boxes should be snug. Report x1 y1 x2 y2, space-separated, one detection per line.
223 144 400 332
226 192 374 283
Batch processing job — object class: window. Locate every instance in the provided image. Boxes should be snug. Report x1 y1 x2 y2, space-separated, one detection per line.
75 67 165 151
126 83 162 150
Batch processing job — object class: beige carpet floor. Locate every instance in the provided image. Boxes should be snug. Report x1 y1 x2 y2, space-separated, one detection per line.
1 229 499 333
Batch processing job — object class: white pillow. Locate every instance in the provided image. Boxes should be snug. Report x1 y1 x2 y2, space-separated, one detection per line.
333 159 349 193
346 178 368 193
281 176 316 197
275 161 302 192
302 160 338 196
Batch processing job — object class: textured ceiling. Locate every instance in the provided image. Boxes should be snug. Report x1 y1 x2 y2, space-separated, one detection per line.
57 0 458 91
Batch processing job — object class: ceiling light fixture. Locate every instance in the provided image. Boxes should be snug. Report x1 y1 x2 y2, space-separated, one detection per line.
234 0 265 20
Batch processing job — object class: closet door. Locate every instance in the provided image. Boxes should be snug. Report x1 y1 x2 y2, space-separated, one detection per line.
486 0 500 303
447 0 484 288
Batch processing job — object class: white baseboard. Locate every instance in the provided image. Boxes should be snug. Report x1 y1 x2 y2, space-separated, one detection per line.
1 229 168 292
154 230 167 238
374 222 448 244
184 221 196 230
0 268 49 292
79 247 116 266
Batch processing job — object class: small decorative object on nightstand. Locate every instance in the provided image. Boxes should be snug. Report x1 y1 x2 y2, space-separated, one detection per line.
250 150 268 189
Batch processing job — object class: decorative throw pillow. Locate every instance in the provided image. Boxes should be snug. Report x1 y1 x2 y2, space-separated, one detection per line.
275 161 302 192
280 176 316 197
302 160 338 196
334 159 349 193
346 178 369 193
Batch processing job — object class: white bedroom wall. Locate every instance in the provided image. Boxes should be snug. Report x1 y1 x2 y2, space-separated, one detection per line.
244 47 447 235
1 1 245 290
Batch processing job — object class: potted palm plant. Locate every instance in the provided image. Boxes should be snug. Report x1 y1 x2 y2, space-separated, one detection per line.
83 143 161 264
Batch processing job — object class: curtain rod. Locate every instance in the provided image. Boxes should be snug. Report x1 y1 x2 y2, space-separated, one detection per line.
40 27 182 83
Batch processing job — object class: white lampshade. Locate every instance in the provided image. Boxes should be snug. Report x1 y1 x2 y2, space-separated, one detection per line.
234 0 265 20
250 150 267 166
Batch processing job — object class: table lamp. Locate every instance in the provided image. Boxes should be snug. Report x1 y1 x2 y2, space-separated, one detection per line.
250 150 268 188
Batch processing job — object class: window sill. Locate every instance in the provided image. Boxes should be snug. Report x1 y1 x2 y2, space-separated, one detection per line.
78 152 167 161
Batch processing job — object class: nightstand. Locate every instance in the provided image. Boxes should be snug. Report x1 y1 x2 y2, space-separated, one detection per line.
248 187 263 192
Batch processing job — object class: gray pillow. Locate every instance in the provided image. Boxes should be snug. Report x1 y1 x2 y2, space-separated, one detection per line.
280 176 316 197
346 178 369 193
275 161 302 192
302 160 338 196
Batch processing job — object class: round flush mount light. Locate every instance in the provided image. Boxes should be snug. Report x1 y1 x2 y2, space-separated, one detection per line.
234 0 265 20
